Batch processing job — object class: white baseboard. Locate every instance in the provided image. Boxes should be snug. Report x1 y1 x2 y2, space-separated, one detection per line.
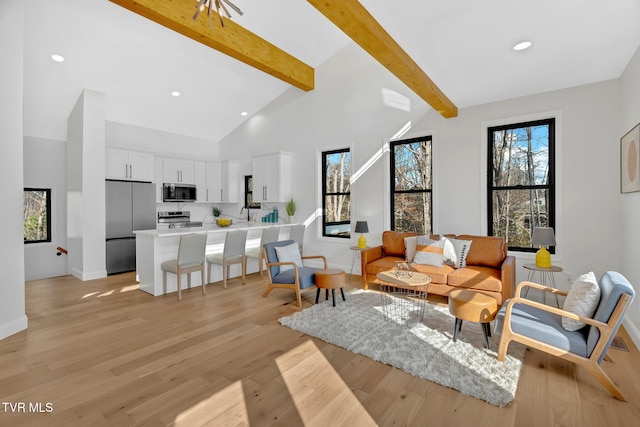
0 314 28 341
71 267 107 281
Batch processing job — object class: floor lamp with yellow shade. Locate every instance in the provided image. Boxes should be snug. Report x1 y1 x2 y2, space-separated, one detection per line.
532 227 556 268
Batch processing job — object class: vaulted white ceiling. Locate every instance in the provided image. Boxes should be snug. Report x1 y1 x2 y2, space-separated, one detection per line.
22 0 640 143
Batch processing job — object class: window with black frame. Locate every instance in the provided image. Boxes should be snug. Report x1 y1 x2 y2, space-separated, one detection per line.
24 188 52 244
244 175 261 209
322 148 351 238
487 118 555 252
390 136 432 234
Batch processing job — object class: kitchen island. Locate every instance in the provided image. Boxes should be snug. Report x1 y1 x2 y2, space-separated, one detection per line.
134 222 296 296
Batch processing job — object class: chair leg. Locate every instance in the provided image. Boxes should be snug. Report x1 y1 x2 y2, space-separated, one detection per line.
316 288 321 304
453 318 461 342
177 272 182 301
241 257 246 285
163 270 167 295
340 288 346 301
201 268 206 295
259 253 264 278
481 323 490 349
207 262 211 285
497 333 511 362
331 289 336 307
585 361 627 401
223 263 228 289
263 284 274 297
295 287 302 308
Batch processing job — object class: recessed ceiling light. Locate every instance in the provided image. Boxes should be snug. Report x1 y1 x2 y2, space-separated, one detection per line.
171 91 181 97
513 41 532 51
241 111 248 116
51 54 64 62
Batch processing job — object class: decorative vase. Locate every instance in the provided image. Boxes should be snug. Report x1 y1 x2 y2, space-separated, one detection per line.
288 215 294 224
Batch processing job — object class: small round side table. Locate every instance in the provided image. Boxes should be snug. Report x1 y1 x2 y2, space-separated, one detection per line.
522 263 563 307
349 245 370 276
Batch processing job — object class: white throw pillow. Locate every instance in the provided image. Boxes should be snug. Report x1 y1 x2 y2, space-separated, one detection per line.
404 236 417 263
413 238 445 267
274 243 303 273
443 238 472 268
562 271 601 331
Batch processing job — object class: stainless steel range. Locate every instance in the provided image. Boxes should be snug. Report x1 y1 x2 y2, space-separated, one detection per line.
157 211 203 229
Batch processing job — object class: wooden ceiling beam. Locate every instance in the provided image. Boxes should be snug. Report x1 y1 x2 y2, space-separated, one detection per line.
109 0 314 91
307 0 457 118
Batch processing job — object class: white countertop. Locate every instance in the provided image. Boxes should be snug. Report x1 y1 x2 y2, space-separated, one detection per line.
134 222 295 238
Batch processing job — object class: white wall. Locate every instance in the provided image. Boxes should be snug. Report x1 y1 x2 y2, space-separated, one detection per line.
67 90 107 281
0 0 28 339
218 42 638 344
619 46 640 348
219 42 430 268
106 121 219 159
23 137 68 280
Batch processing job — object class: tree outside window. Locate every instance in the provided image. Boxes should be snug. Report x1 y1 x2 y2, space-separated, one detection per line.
24 188 51 243
391 136 432 234
322 148 351 238
488 118 555 252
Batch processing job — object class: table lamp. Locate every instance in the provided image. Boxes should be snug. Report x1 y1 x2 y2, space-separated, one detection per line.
355 221 369 248
532 227 555 268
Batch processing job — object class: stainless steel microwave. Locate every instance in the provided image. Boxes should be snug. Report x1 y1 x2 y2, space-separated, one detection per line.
162 183 197 202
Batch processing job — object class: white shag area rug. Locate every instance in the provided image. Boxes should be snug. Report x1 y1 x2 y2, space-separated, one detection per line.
279 289 526 407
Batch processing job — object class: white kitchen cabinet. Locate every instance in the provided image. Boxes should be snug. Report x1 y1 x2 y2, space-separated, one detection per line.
204 160 239 203
106 148 154 182
154 157 163 203
194 161 207 203
221 160 239 203
252 152 291 203
162 157 195 184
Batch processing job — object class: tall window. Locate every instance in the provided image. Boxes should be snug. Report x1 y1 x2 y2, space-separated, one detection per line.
391 136 432 234
244 175 260 209
322 148 351 238
24 188 51 244
488 118 555 252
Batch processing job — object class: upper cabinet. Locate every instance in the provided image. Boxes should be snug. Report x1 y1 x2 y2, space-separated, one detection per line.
106 148 154 182
162 158 195 184
252 152 291 203
204 160 239 203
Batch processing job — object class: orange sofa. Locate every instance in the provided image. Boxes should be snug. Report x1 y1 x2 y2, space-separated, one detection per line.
360 231 516 305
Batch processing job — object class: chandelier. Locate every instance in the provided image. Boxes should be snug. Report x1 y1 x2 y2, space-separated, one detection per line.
193 0 244 26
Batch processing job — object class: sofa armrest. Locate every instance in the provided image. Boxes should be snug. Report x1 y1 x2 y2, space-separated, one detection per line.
501 255 516 302
360 246 383 283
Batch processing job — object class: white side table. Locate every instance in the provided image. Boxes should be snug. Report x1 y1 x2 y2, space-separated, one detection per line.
522 263 563 307
349 245 370 276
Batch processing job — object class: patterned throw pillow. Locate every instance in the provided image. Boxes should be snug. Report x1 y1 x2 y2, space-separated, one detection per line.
562 271 601 331
413 238 445 267
443 238 472 268
274 242 303 273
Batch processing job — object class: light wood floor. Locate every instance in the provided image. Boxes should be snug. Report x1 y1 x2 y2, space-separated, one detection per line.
1 272 639 426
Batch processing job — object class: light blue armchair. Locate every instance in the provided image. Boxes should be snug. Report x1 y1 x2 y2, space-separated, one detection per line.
494 271 635 400
262 240 327 307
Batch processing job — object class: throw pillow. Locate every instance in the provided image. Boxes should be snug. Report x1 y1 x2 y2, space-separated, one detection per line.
274 243 303 273
443 238 472 268
562 271 601 331
404 236 417 263
413 238 445 267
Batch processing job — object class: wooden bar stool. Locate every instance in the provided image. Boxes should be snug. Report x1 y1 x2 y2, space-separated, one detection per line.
448 289 498 348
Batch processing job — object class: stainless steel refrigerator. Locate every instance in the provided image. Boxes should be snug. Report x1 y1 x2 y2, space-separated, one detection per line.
106 180 156 274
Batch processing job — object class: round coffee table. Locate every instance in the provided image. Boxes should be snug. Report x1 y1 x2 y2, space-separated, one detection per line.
315 268 346 307
448 290 498 349
376 270 431 323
